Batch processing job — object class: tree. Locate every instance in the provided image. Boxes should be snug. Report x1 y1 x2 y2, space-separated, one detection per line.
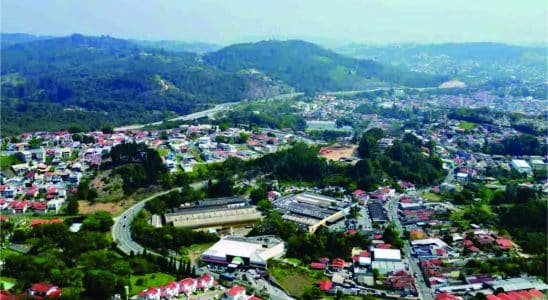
301 285 322 300
257 199 273 211
66 196 79 215
84 269 126 299
101 126 114 134
249 187 268 203
82 211 114 232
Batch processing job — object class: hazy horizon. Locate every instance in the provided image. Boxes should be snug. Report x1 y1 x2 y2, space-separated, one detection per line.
2 0 547 46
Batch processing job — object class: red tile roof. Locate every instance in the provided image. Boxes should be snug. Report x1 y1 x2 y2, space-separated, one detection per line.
496 238 513 249
497 293 514 300
527 289 544 299
310 262 326 269
226 285 245 296
30 218 63 227
436 292 461 300
318 280 332 291
331 258 345 269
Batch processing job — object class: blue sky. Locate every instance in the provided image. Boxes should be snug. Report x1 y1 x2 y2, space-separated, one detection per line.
1 0 547 45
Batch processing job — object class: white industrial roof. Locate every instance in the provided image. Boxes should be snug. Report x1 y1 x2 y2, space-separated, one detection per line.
411 238 448 248
512 159 530 168
202 238 260 259
372 248 401 261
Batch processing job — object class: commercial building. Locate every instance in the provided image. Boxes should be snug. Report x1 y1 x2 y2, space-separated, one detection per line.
368 201 389 223
273 192 346 233
371 248 405 275
486 277 548 293
201 235 285 270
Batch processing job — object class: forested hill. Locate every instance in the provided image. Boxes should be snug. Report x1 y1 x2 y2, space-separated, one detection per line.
204 40 447 93
2 34 443 135
1 34 290 135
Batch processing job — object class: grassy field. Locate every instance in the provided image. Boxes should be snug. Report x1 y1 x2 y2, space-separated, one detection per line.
421 192 442 202
180 242 216 264
284 257 302 266
157 148 169 157
0 276 17 290
130 272 175 295
269 260 326 298
457 121 476 130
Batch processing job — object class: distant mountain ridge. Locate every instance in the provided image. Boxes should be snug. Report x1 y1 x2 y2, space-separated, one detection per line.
130 39 221 54
1 33 444 134
1 33 55 48
335 42 547 82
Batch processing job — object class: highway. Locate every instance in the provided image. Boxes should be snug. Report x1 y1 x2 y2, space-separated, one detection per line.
114 102 239 131
113 92 304 132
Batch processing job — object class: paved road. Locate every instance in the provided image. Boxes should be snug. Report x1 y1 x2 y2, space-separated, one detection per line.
114 102 239 131
386 196 433 300
112 181 207 255
113 92 304 132
112 187 182 255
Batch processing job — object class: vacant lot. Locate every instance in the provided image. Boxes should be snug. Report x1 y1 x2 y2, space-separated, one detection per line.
421 192 442 202
269 261 326 298
320 144 358 161
91 171 125 203
181 242 216 265
78 199 134 215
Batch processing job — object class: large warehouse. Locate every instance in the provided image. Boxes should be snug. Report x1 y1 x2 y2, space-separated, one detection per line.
164 197 262 234
273 192 347 233
200 235 285 270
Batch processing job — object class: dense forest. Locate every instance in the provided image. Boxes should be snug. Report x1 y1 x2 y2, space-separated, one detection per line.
483 134 547 156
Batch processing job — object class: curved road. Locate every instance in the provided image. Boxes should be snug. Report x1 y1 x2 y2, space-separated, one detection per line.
112 187 181 255
112 181 207 255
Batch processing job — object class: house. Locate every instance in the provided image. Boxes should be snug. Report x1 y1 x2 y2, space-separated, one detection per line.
11 200 29 213
162 281 179 298
496 238 513 250
137 287 161 300
226 285 247 300
386 270 415 293
197 273 215 290
47 200 64 213
31 202 48 214
27 185 39 198
27 282 62 299
330 258 346 270
178 278 197 295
